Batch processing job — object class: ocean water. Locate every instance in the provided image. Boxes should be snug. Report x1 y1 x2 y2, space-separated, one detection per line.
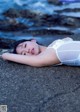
0 0 79 14
0 0 80 40
60 0 80 2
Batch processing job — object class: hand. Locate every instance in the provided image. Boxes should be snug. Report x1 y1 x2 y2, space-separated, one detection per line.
2 53 10 60
0 49 9 60
0 49 13 59
0 49 9 56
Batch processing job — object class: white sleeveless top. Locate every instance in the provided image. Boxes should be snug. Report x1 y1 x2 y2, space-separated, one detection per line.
47 39 80 66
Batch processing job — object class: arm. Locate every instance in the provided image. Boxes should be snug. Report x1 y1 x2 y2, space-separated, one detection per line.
2 53 41 67
2 49 60 67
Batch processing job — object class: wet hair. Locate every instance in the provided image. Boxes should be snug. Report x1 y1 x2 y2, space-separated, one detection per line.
13 39 42 54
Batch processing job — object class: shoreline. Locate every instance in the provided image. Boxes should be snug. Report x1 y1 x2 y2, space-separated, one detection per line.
0 34 80 53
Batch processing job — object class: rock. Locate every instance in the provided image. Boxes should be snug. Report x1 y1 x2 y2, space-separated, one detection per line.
1 2 80 35
26 29 73 36
19 10 37 18
3 8 21 18
0 15 28 31
3 8 37 19
0 38 15 49
60 16 80 27
48 0 62 5
0 22 27 31
55 8 80 13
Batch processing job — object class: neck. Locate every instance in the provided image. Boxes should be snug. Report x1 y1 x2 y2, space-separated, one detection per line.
39 45 47 53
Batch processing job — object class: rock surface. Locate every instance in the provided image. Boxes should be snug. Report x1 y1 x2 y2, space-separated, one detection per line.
0 34 80 112
0 2 79 37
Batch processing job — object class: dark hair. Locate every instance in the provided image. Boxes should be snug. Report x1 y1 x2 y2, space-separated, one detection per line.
13 39 42 54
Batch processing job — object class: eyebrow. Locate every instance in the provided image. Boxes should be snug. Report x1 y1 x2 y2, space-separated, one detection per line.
18 44 23 47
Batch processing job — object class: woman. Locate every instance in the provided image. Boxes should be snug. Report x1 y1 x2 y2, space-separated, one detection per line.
1 37 80 67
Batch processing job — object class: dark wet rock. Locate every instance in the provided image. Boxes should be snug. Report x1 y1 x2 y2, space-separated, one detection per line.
0 15 28 31
0 38 15 49
3 8 37 19
3 6 80 34
26 29 74 36
0 41 11 49
4 8 54 24
55 8 80 13
3 8 21 18
48 0 62 5
19 10 37 19
0 22 27 32
0 2 80 36
59 16 80 27
24 14 61 28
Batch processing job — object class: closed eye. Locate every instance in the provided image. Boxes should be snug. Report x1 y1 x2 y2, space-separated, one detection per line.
24 53 26 55
21 51 26 55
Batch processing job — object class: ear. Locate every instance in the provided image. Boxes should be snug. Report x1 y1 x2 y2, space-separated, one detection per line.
31 39 37 43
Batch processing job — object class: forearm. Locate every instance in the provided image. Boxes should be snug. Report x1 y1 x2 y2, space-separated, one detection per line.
2 53 42 67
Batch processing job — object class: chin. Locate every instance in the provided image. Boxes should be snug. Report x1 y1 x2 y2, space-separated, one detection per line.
34 48 39 55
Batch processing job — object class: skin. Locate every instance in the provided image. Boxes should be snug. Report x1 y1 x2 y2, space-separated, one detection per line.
1 39 60 67
16 37 73 55
16 39 47 55
2 38 72 67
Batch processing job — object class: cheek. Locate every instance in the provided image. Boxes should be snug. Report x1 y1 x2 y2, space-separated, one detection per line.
16 47 22 54
30 43 39 54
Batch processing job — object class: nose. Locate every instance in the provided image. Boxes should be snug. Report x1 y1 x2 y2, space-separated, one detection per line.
28 49 30 53
25 48 30 53
23 47 31 53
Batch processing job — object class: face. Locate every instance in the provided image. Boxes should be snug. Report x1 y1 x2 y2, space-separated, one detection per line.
16 40 40 55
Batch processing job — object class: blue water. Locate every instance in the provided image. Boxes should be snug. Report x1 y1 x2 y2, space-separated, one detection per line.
0 0 55 15
60 0 80 2
0 0 79 14
0 0 80 40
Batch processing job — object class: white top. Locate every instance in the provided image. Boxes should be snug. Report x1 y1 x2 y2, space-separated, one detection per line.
47 38 80 66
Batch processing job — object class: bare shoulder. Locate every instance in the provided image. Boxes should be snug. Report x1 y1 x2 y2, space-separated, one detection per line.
37 48 60 66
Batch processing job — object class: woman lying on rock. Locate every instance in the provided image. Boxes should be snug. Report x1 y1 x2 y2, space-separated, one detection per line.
1 37 80 67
